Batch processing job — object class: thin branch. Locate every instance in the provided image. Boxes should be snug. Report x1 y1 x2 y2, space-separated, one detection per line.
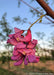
19 0 54 23
29 22 54 24
45 16 54 23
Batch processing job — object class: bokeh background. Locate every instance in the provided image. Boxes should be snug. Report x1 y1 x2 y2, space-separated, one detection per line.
0 0 54 75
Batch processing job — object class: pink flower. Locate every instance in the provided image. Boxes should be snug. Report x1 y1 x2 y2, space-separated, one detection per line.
16 29 32 42
7 28 24 45
7 27 40 66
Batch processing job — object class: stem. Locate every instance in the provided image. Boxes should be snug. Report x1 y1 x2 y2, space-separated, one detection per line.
28 15 45 29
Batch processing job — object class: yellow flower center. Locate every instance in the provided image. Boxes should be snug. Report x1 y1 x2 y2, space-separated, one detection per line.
23 51 26 55
16 38 19 41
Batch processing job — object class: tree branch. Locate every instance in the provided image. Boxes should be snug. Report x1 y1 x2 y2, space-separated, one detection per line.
19 0 54 23
36 0 54 19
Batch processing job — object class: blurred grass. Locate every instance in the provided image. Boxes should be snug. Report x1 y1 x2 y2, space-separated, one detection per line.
16 65 54 73
0 63 54 75
0 54 54 74
0 67 16 75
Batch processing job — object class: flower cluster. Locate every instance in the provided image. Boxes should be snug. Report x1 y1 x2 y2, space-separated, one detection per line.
7 27 40 66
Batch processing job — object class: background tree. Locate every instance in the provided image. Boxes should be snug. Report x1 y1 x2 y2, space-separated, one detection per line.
0 13 12 41
0 13 13 69
48 32 54 49
35 32 45 48
48 32 54 59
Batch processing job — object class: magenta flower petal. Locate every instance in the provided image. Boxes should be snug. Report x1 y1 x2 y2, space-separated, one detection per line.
23 49 32 54
14 33 24 42
18 49 26 55
18 49 35 56
28 55 36 63
14 27 24 33
27 39 37 48
33 56 40 63
14 33 21 39
24 56 28 65
18 48 32 55
14 58 23 66
16 42 26 49
11 56 18 60
8 34 14 38
13 49 18 56
36 56 40 62
14 28 24 41
14 27 21 33
27 42 35 49
18 29 32 42
11 53 22 60
7 38 18 46
24 29 32 42
32 39 38 45
27 49 35 55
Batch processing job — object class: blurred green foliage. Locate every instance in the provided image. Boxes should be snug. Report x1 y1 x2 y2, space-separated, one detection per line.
0 56 11 64
51 50 54 59
0 67 16 75
0 13 12 41
40 56 52 62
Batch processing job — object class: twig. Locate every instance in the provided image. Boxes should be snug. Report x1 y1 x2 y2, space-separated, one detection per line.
28 15 45 29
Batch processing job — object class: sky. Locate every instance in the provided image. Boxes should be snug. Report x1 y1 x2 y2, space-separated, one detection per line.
0 0 54 51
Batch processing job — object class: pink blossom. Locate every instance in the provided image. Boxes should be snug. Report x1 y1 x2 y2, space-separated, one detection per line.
7 27 40 66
